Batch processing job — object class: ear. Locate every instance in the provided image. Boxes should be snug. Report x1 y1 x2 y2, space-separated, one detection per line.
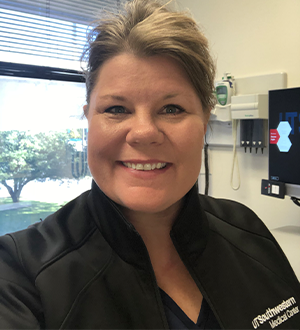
83 104 88 118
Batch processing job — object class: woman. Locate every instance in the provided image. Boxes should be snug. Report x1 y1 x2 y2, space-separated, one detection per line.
0 0 299 329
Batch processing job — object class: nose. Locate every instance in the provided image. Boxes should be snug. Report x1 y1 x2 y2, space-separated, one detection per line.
126 111 164 146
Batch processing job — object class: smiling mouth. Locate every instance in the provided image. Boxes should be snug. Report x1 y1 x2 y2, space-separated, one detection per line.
122 162 167 171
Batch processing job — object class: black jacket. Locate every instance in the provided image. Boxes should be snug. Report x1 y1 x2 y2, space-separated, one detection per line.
0 181 299 329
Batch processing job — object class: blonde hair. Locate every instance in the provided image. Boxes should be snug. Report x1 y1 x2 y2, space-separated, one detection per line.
83 0 216 113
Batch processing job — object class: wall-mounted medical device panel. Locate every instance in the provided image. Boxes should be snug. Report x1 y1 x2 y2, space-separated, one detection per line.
231 94 268 119
208 73 287 147
240 119 267 152
210 73 286 123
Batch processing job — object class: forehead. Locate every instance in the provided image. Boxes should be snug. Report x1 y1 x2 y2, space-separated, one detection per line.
93 53 199 100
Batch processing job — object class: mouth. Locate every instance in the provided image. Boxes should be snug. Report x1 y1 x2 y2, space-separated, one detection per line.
122 162 167 171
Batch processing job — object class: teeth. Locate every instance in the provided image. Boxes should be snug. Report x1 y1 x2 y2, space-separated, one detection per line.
123 162 167 171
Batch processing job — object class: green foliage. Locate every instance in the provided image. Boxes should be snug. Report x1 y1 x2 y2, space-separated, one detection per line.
0 198 64 235
0 130 75 202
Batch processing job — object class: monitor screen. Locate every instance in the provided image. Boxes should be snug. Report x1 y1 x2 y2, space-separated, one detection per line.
269 87 300 186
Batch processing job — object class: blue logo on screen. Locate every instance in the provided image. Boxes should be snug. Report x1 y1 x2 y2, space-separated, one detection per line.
279 112 300 134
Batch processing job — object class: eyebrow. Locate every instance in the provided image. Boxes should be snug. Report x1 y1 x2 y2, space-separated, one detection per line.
99 95 127 101
99 93 180 101
163 93 180 100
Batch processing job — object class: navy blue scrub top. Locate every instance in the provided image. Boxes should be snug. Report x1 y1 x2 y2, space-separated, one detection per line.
159 289 221 329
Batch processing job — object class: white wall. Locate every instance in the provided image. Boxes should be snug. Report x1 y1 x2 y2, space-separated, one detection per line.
180 0 300 277
180 0 300 88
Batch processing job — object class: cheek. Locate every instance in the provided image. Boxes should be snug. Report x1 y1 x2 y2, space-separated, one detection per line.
175 120 205 158
87 119 121 156
86 122 118 186
87 127 104 158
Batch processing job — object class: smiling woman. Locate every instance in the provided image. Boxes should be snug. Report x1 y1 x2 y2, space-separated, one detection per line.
85 54 206 216
0 0 300 329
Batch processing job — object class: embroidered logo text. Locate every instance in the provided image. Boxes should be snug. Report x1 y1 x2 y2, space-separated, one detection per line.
252 297 299 329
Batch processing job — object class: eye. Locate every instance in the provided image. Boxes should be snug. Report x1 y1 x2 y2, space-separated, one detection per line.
104 106 127 114
162 104 185 115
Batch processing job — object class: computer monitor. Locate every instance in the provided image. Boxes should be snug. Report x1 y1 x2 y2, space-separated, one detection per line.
268 87 300 198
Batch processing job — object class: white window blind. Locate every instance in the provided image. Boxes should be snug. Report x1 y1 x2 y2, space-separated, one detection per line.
0 0 121 69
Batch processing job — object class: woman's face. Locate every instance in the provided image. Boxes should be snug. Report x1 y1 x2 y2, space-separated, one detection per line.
85 53 208 216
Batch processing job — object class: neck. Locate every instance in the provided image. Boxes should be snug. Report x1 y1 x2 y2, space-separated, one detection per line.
121 198 183 236
120 198 184 269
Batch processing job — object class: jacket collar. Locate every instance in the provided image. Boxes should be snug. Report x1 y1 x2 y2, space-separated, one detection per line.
87 180 209 269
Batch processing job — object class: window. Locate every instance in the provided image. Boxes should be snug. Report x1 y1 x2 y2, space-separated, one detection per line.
0 0 120 235
0 0 121 69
